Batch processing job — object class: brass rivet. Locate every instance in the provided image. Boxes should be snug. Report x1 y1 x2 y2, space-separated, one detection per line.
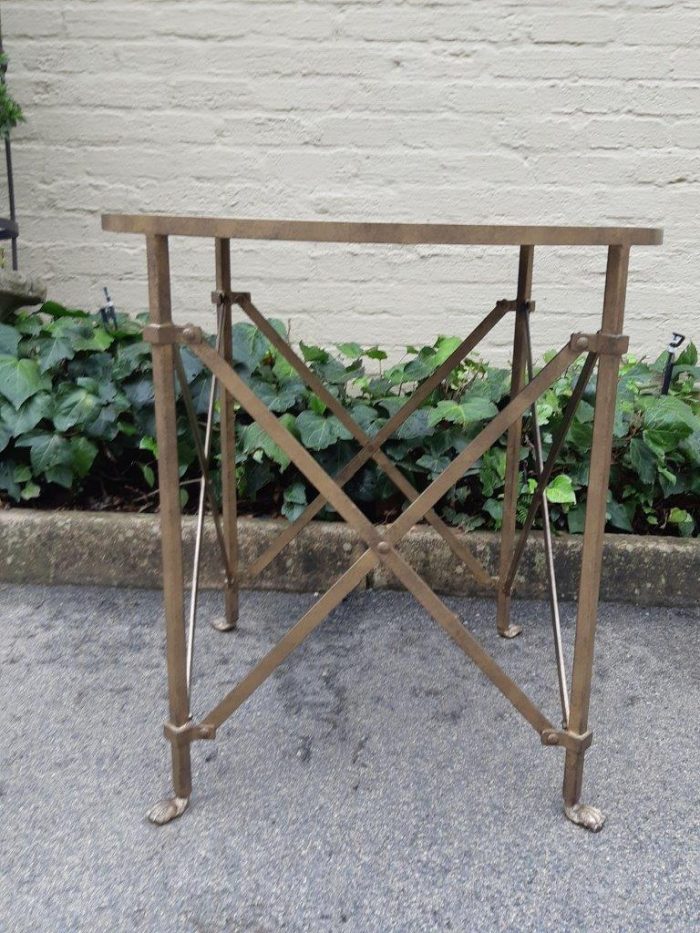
546 732 559 746
575 335 589 351
377 541 390 554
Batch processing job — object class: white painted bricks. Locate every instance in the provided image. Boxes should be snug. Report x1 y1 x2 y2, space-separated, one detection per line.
3 1 696 362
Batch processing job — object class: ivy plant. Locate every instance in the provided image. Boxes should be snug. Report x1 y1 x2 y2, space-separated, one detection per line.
0 52 24 139
0 300 698 538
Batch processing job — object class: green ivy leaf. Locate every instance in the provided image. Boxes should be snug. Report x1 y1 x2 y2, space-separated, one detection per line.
0 323 20 357
249 377 305 413
299 341 329 364
0 459 21 500
35 334 76 372
394 408 435 441
1 392 52 435
16 431 72 475
668 507 694 537
71 324 114 352
241 422 290 470
69 436 98 477
416 453 450 476
53 386 103 431
607 498 634 531
140 463 156 488
296 411 351 450
40 300 89 320
545 474 577 504
566 503 587 534
428 397 498 427
626 438 657 485
336 342 363 359
139 435 158 456
0 355 48 408
282 481 307 521
112 341 152 380
44 464 74 488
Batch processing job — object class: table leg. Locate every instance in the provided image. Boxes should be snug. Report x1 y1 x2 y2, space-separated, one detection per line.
212 238 240 632
497 245 533 638
144 235 192 825
563 244 629 831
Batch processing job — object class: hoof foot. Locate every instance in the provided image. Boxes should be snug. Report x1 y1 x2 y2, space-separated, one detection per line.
147 796 189 825
210 617 237 632
498 624 522 639
564 803 606 832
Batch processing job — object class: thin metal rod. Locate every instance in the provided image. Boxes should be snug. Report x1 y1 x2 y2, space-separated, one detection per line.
504 352 598 594
0 14 18 270
523 312 569 726
174 351 234 584
185 318 225 695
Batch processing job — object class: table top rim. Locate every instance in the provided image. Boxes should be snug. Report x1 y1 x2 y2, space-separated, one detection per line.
101 213 663 246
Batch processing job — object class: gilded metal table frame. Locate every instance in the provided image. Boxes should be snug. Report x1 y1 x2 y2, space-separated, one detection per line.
102 214 662 831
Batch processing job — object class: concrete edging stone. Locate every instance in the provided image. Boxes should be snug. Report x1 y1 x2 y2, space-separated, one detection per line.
0 509 698 607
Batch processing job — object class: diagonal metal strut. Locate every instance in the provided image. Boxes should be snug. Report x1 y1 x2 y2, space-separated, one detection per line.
240 298 514 585
235 292 496 586
189 335 583 737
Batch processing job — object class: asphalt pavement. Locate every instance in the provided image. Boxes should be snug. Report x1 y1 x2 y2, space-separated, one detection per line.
1 583 698 932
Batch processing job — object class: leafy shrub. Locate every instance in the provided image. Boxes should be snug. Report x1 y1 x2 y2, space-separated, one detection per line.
0 52 24 139
0 301 698 537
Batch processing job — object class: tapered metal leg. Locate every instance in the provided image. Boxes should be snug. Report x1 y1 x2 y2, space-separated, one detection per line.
563 244 629 831
497 245 533 638
212 238 239 632
145 234 192 825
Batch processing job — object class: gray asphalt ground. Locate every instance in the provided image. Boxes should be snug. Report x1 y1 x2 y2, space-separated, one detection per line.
1 584 698 932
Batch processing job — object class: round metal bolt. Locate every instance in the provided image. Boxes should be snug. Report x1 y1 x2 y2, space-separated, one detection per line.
574 335 589 351
545 732 559 746
376 541 390 554
182 325 199 343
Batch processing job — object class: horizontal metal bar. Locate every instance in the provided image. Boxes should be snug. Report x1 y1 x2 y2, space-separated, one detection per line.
102 213 663 247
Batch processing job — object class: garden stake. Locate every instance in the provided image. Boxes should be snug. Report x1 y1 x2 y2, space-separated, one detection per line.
103 214 662 831
661 332 685 395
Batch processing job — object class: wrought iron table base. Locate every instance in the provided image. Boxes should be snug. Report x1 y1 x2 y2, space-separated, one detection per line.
103 215 662 831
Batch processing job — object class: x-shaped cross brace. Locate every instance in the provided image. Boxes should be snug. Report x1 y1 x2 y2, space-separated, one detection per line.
147 316 617 746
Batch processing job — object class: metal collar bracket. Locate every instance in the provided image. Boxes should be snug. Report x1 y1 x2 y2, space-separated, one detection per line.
211 289 251 308
541 728 593 752
164 719 216 746
492 298 529 314
569 332 629 356
143 323 204 346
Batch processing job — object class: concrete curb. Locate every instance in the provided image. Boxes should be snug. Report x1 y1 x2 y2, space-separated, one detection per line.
1 508 698 607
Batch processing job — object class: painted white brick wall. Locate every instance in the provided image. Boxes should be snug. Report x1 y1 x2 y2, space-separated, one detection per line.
3 0 698 363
